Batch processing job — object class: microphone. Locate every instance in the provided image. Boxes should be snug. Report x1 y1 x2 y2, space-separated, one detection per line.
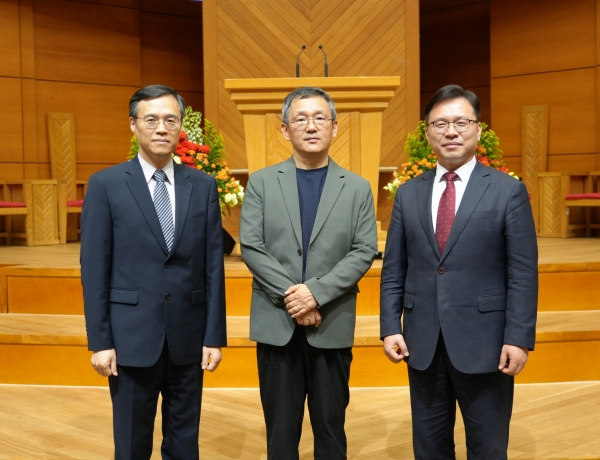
296 45 306 77
319 45 329 77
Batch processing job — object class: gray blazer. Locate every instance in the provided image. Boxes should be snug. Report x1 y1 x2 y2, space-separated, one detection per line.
380 162 538 374
240 157 378 348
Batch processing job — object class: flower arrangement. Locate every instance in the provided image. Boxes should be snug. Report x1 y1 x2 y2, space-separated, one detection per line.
384 121 518 198
128 107 244 212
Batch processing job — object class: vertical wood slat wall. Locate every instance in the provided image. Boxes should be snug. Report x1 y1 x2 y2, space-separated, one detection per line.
203 0 420 232
0 0 204 183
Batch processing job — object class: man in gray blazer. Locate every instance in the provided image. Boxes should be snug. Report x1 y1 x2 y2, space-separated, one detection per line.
380 85 538 459
240 87 378 460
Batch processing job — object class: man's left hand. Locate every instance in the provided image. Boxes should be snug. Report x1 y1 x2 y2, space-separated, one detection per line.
498 344 529 376
284 284 318 318
202 346 222 372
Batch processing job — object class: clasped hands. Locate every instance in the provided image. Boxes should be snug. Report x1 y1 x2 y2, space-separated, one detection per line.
284 284 321 327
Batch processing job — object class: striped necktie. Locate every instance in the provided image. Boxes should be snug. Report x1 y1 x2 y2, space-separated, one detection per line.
153 169 174 251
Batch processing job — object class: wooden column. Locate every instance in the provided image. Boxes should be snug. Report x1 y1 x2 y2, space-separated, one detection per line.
521 105 549 233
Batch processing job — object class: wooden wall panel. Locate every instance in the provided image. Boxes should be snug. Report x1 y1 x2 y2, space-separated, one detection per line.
33 0 141 86
491 0 600 175
140 12 204 93
420 2 490 126
491 0 596 78
2 1 205 182
0 164 26 181
0 0 21 78
421 2 490 93
140 0 202 17
35 81 136 167
491 68 597 158
75 0 139 7
19 0 36 79
0 77 24 163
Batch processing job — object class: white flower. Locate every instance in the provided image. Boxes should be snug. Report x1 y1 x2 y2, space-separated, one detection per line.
392 178 401 187
172 155 182 164
225 193 238 206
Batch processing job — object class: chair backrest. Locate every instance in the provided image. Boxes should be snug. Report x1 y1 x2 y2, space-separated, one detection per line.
48 112 77 201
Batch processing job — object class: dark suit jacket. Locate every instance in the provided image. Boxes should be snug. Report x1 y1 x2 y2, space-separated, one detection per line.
80 155 226 367
380 161 538 374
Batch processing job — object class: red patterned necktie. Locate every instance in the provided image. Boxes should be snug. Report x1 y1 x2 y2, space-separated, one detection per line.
436 171 459 254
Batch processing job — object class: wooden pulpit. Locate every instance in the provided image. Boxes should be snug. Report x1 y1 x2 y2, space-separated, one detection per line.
224 77 400 251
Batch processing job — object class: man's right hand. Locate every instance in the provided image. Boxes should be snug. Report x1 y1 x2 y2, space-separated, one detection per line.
295 309 322 327
383 334 409 363
91 349 118 377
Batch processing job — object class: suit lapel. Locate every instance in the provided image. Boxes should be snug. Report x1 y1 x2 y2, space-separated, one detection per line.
172 163 193 255
278 157 303 249
440 161 491 262
309 158 344 245
125 156 169 255
416 170 441 258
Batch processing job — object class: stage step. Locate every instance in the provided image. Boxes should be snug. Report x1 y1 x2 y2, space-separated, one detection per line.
1 312 600 387
2 261 600 315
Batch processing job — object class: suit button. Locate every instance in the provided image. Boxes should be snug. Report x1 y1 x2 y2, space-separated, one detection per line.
297 249 302 256
438 268 445 275
165 293 171 300
164 262 171 268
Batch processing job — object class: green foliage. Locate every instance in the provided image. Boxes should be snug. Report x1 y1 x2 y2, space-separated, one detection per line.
404 121 433 160
478 122 503 160
203 119 226 163
127 134 139 160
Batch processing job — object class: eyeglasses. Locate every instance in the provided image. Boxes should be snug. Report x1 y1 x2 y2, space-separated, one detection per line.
428 119 477 134
136 115 181 130
289 116 332 131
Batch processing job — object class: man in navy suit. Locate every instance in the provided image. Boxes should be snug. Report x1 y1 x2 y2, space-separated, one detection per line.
380 85 538 459
81 85 226 459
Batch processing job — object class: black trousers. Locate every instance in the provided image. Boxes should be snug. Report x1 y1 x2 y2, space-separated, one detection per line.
108 342 204 460
408 334 514 460
257 325 353 460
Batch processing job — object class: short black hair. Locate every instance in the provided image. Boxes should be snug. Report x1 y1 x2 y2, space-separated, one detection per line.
281 86 336 124
129 85 186 118
424 84 481 122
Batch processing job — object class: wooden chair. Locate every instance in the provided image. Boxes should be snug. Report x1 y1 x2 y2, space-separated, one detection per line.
48 112 87 244
0 181 34 246
563 171 600 238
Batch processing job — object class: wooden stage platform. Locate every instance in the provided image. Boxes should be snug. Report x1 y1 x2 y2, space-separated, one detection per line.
0 382 599 459
0 239 600 387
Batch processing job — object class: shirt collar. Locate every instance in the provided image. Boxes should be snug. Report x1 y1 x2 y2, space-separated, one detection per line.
435 155 477 183
138 154 175 185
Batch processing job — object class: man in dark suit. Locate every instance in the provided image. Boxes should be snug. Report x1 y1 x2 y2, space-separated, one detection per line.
240 87 378 459
380 84 538 459
81 85 226 459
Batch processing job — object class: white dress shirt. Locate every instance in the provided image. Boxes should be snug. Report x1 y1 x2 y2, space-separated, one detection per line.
138 154 176 230
431 155 477 233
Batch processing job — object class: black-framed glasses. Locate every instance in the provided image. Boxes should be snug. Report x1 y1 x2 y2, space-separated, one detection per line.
428 119 477 134
289 116 332 131
136 115 181 130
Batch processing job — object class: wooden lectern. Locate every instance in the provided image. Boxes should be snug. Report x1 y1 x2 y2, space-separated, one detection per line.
224 77 401 251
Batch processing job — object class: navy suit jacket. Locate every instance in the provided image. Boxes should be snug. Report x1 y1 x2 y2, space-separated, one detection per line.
380 161 538 374
81 155 227 367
